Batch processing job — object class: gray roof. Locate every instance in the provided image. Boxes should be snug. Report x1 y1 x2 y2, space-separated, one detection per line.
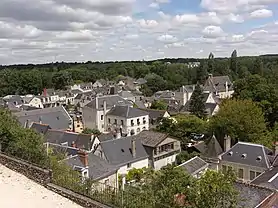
3 95 24 105
30 122 51 134
48 143 79 157
204 75 233 93
85 95 132 110
194 135 223 158
119 91 135 99
235 182 275 208
100 136 148 166
221 142 272 169
135 130 169 147
71 89 84 94
14 106 72 130
251 166 278 190
205 103 218 115
178 156 208 175
20 105 41 111
139 109 167 120
98 132 115 142
45 129 94 151
107 105 148 119
179 85 195 93
65 153 118 180
135 78 147 85
134 100 146 109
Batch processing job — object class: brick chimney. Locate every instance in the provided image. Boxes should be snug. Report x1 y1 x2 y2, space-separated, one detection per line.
78 150 88 167
224 135 231 152
43 88 47 97
131 139 136 158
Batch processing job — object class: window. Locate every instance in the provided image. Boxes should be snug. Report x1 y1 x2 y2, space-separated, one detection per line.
250 171 256 180
158 143 174 153
131 119 134 126
256 172 262 177
137 118 140 125
108 118 111 123
127 163 131 168
137 128 140 132
101 115 104 120
104 179 109 185
121 120 124 126
228 166 233 172
114 119 117 124
238 168 244 179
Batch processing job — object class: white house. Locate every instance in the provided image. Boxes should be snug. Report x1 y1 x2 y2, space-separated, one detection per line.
82 95 132 132
106 105 149 136
23 95 44 108
93 136 149 175
136 131 181 170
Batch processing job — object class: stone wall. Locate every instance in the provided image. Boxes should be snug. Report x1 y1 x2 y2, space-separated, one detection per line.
0 152 51 184
47 183 111 208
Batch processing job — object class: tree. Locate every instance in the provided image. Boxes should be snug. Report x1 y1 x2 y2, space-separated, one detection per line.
82 128 101 135
192 170 239 208
189 83 206 119
52 71 73 90
176 151 200 165
209 99 267 143
208 52 215 74
253 58 264 75
230 50 238 74
196 61 208 84
150 100 167 110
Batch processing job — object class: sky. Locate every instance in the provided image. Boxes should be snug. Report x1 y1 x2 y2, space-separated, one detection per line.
0 0 278 65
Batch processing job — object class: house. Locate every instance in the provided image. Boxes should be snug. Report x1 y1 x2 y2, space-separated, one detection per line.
235 182 278 208
191 134 224 170
30 122 51 135
82 95 132 132
106 105 149 136
92 79 106 88
204 74 234 99
135 130 181 170
221 141 273 182
22 95 44 109
118 91 136 102
178 156 208 178
176 85 195 105
139 108 170 128
93 136 149 175
40 88 60 108
44 129 100 152
3 95 24 108
14 106 73 130
71 82 93 92
65 150 119 188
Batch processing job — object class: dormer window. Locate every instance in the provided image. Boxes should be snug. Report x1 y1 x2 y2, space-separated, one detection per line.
241 153 247 159
256 156 262 161
228 151 233 156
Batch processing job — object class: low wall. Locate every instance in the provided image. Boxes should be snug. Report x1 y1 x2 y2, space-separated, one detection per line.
47 183 112 208
0 152 51 184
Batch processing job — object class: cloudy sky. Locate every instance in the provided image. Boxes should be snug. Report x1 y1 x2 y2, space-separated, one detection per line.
0 0 278 64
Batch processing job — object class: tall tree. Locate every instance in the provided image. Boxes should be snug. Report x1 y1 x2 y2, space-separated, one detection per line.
230 50 238 74
196 61 208 84
253 58 264 76
189 83 206 119
208 52 215 74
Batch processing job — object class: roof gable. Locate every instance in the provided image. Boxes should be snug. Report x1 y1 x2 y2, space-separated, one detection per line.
135 130 169 147
107 105 148 118
178 156 208 175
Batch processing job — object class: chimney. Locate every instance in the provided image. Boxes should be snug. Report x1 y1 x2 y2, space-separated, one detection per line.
43 88 47 97
131 139 136 158
225 81 228 94
224 135 231 152
24 119 29 128
274 141 278 156
78 150 89 167
103 100 107 130
71 141 76 148
39 116 42 124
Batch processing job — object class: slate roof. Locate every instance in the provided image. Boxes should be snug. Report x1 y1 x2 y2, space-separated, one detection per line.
134 100 147 109
119 91 135 99
139 109 168 120
179 85 195 93
135 130 169 147
30 122 51 135
98 132 115 142
251 166 278 190
20 105 41 111
100 136 148 166
44 129 94 151
194 135 223 158
65 152 118 180
221 142 272 169
48 143 79 157
85 95 132 110
235 182 275 208
204 75 233 93
135 78 147 85
3 95 24 105
71 89 84 94
107 105 148 119
205 103 218 115
14 106 72 130
178 156 208 175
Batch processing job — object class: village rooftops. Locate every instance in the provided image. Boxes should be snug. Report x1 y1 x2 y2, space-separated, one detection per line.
99 136 148 166
178 156 208 175
30 122 51 134
106 105 148 119
85 95 132 110
204 75 233 93
251 166 278 190
14 106 72 130
221 142 272 169
135 130 169 147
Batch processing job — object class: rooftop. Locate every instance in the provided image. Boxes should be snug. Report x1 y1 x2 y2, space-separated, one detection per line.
107 105 148 118
85 95 132 110
135 130 169 147
251 166 278 190
178 156 208 175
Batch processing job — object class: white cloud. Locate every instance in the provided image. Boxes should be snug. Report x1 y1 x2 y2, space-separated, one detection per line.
149 2 159 9
157 34 178 43
202 25 225 38
138 19 159 28
228 13 244 23
250 9 273 18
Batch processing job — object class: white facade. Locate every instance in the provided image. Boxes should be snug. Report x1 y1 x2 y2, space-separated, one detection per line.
28 97 44 108
106 114 149 136
218 90 234 99
154 154 177 170
117 158 149 175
